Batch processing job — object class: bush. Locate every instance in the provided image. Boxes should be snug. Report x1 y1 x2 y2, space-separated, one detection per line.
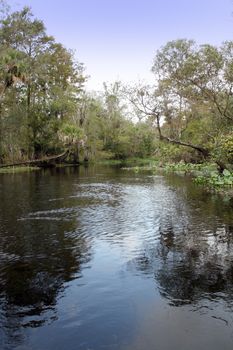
211 132 233 164
195 169 233 188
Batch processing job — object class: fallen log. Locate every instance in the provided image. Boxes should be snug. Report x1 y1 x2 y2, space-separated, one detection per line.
0 150 69 168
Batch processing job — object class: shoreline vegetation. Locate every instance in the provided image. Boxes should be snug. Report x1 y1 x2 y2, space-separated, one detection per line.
122 160 233 195
0 165 41 173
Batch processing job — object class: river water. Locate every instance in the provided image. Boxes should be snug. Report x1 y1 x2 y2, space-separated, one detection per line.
0 165 233 350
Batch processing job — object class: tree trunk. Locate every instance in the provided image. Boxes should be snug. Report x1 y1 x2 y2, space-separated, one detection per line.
27 82 32 156
155 114 228 173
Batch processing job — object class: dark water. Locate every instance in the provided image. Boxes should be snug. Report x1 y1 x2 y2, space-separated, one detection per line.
0 166 233 350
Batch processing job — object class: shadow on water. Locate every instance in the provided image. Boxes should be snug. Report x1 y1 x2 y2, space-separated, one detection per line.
0 167 93 349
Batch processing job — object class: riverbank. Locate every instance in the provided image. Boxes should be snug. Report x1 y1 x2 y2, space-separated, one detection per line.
123 161 233 195
0 166 41 174
1 159 233 196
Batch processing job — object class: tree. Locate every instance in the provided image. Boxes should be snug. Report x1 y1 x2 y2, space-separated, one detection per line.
124 40 233 171
0 6 86 162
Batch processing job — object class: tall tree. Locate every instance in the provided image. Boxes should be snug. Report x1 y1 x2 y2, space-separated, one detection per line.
0 6 86 161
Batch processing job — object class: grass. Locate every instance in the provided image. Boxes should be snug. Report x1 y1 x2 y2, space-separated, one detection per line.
96 157 158 167
162 162 218 177
0 166 41 174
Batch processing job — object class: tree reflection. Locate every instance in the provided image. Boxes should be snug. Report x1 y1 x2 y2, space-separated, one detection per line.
0 171 92 349
155 222 233 306
129 185 233 308
0 221 92 348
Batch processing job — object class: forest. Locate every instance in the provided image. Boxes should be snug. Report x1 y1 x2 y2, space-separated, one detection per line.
0 4 232 174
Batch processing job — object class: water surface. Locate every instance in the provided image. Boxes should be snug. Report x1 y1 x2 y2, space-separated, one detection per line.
0 166 233 350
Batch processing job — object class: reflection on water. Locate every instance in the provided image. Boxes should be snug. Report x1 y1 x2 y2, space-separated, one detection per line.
0 167 233 350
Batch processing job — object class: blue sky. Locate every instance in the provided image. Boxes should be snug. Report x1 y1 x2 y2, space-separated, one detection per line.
7 0 233 90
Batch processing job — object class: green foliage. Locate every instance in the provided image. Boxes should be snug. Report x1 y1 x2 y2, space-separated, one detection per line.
211 132 233 163
195 169 233 188
0 166 40 173
154 141 202 164
163 161 233 190
150 39 233 169
164 162 204 173
162 162 217 178
0 5 86 162
60 123 84 144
